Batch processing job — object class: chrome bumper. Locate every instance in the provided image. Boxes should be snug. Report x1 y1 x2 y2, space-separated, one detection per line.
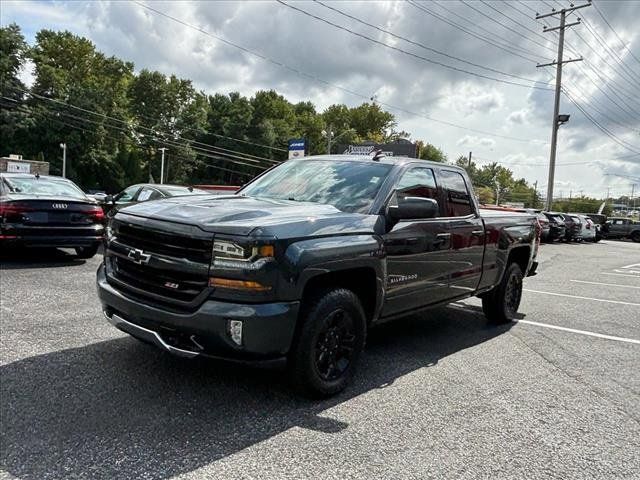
104 310 200 359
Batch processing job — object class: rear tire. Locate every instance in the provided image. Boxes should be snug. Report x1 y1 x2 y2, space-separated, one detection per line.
288 288 367 398
75 244 99 259
482 263 523 325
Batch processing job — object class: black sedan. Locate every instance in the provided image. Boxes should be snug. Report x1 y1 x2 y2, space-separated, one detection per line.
0 173 104 258
100 184 210 217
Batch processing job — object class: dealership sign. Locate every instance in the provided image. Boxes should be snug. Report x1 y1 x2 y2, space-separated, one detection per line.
344 145 393 156
7 161 31 173
288 139 306 159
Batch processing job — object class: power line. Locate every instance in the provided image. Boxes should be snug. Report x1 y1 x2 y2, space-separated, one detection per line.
564 85 640 135
134 1 549 144
4 95 273 172
561 87 640 154
7 102 256 180
8 86 279 168
313 0 548 85
459 0 557 55
409 1 546 63
277 0 554 90
573 27 639 93
592 0 640 67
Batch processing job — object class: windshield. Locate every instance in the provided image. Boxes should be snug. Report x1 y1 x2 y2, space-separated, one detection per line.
240 160 393 213
161 186 209 196
3 176 86 198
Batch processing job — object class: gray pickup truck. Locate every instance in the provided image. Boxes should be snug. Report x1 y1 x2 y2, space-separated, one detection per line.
97 154 540 396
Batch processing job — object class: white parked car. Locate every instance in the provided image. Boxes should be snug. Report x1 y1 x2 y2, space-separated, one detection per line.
576 214 597 242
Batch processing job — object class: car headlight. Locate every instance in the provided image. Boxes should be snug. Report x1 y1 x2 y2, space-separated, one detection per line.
212 240 274 269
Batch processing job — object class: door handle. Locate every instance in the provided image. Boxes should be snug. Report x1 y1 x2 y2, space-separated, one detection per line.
435 233 451 247
471 230 484 236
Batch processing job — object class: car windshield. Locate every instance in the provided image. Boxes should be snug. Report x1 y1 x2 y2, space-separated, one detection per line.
161 186 209 196
239 159 393 213
3 176 86 198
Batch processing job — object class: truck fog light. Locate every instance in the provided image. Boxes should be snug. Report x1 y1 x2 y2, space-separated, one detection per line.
228 320 243 346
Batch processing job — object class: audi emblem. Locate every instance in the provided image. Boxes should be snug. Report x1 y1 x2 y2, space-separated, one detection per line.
51 203 68 209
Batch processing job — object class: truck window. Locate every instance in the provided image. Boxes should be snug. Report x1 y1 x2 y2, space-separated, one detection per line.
395 167 438 201
137 187 162 202
440 170 474 217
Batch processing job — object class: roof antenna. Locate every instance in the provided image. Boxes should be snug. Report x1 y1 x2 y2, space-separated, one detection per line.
371 149 385 162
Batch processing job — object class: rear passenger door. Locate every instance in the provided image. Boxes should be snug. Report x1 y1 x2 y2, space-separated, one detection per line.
436 169 485 294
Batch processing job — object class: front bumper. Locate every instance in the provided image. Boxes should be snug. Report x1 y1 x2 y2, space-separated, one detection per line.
97 264 299 363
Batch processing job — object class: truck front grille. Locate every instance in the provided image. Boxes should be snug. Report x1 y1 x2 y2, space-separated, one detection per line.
117 223 212 263
106 220 213 310
112 257 208 304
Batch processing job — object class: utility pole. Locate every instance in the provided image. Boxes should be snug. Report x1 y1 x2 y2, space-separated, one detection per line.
536 2 591 211
325 125 334 154
59 143 67 178
533 180 538 207
468 151 472 168
495 180 500 206
158 147 168 184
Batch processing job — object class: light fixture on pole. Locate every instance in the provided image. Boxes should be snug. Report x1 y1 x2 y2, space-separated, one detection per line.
321 126 334 154
59 143 67 178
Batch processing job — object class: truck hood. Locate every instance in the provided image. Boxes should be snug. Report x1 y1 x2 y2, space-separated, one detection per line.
116 194 381 237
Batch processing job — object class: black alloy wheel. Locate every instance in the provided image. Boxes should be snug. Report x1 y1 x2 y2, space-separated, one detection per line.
482 262 524 324
314 309 356 381
503 268 523 319
289 288 367 397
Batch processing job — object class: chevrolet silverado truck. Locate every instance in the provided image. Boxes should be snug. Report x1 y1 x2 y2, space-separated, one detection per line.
97 155 539 396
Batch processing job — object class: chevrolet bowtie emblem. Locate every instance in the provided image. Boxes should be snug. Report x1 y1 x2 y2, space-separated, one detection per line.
127 248 151 265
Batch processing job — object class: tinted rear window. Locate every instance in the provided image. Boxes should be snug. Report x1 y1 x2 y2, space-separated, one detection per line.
3 176 86 198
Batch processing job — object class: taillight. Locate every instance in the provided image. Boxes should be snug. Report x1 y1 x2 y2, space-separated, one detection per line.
87 205 105 223
0 202 32 220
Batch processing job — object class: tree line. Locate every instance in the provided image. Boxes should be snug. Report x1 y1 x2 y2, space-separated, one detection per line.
1 24 609 213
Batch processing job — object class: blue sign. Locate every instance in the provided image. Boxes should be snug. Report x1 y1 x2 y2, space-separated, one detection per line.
288 138 306 159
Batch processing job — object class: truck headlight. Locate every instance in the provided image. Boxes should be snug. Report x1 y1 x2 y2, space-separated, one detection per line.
212 240 274 268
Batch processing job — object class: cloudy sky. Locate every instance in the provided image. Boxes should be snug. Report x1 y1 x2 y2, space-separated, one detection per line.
2 0 639 199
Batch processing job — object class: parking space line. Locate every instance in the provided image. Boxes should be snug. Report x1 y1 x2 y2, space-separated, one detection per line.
602 272 640 279
570 280 640 289
515 319 640 345
524 289 640 306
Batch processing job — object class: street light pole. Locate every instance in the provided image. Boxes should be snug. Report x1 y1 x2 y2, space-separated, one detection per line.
60 143 67 178
158 147 168 184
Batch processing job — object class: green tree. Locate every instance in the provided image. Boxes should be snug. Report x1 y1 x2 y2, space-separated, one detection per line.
0 23 30 155
416 141 447 162
128 70 207 184
348 102 396 141
27 29 134 189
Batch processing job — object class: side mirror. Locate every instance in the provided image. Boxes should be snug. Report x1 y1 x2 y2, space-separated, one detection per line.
389 196 438 221
104 194 114 204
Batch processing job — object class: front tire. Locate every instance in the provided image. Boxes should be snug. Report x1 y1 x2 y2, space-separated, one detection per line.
288 288 367 398
482 263 523 325
631 231 640 243
75 244 99 259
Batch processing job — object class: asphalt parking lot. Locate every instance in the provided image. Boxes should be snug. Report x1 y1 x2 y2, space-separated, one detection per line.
1 241 639 479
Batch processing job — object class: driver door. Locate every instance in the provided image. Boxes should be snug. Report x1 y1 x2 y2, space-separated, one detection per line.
381 166 452 317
